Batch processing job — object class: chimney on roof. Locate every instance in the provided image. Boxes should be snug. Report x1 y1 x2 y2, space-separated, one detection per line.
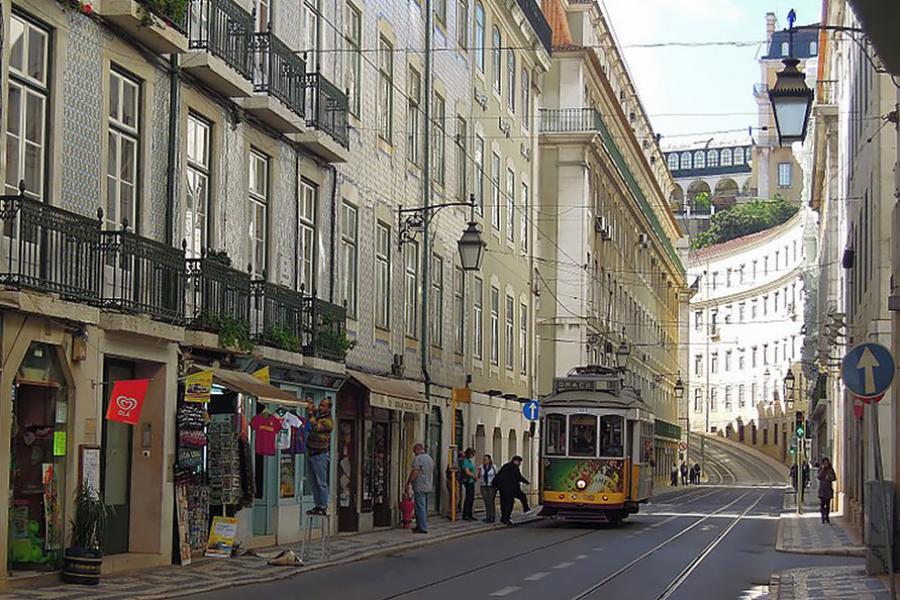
765 12 776 44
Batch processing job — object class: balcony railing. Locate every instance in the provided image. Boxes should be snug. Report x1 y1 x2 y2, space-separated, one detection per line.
251 278 310 352
0 190 102 304
100 228 186 323
516 0 552 54
187 0 254 80
539 108 602 133
307 297 348 361
816 80 837 105
252 31 306 117
186 253 252 335
304 73 350 148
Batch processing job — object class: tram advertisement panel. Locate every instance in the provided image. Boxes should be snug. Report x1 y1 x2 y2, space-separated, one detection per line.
542 459 624 494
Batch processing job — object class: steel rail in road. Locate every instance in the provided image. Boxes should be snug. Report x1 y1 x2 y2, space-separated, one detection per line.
566 489 759 600
703 436 787 484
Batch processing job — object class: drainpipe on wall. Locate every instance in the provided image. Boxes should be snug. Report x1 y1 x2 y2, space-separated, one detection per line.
328 165 338 304
165 55 179 246
420 0 433 395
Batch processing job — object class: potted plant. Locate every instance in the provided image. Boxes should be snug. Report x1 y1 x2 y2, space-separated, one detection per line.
61 483 109 585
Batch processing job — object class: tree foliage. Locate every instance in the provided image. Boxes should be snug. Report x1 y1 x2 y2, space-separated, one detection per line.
690 196 798 250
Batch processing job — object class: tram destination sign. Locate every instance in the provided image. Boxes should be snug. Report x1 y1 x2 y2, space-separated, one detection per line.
553 377 618 394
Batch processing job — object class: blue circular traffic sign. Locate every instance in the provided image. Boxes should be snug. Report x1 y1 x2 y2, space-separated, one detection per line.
841 343 895 399
522 400 540 421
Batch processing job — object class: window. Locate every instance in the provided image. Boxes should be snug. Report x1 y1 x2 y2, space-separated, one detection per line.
725 351 732 371
762 343 769 365
6 14 50 200
600 415 624 456
724 386 732 410
694 388 702 412
491 27 501 93
377 37 393 143
185 113 211 258
569 415 597 457
248 149 269 275
545 414 566 455
694 354 702 377
107 69 141 231
694 310 703 331
764 256 768 275
774 290 780 311
375 222 391 328
521 68 530 129
707 149 719 167
454 117 468 200
491 152 501 229
435 0 446 25
680 153 691 170
519 302 527 374
433 93 446 185
667 154 678 170
738 303 745 322
504 295 514 369
752 260 758 279
405 242 419 337
720 148 732 166
431 255 444 346
345 3 361 116
711 353 718 374
751 382 758 403
775 250 781 269
738 384 746 407
751 346 757 367
490 286 499 365
341 201 358 315
734 147 744 164
454 267 465 354
457 0 468 47
762 294 768 315
520 182 529 250
474 2 485 71
710 388 718 411
777 162 792 187
726 268 732 287
505 168 515 241
507 50 515 112
303 0 318 72
780 41 789 56
473 276 484 359
739 265 745 283
751 299 758 319
407 67 421 165
475 135 485 214
298 181 317 292
738 351 746 370
810 41 817 55
253 0 269 31
693 151 705 169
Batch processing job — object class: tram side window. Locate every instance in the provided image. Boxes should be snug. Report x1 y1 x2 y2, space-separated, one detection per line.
569 415 597 457
600 415 624 457
545 414 567 455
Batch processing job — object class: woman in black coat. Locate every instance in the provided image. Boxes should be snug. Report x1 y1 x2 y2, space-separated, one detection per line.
817 458 836 524
493 456 529 525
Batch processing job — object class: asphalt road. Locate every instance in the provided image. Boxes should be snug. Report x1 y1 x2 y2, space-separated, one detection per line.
184 444 854 600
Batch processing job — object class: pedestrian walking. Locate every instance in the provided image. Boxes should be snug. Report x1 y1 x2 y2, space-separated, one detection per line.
460 448 477 520
407 443 434 533
692 463 701 485
306 397 333 515
802 462 811 489
494 455 529 526
680 462 689 486
670 464 678 486
817 458 836 524
790 463 798 490
477 454 498 523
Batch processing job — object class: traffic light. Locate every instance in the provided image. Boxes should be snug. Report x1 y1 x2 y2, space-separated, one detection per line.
795 411 804 438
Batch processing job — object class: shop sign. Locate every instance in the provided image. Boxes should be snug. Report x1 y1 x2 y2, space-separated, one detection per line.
369 393 427 414
184 370 213 403
252 366 271 385
105 379 150 425
79 445 101 500
52 431 66 456
205 516 238 558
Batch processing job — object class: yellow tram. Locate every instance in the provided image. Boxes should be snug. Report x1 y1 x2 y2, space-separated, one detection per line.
538 366 655 524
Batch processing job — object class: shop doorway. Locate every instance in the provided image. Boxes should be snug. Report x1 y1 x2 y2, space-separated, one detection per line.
336 418 357 532
101 359 135 555
427 407 442 513
371 420 391 527
9 343 69 573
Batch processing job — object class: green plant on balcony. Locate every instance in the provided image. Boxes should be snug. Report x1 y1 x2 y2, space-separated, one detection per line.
205 249 232 267
137 0 189 28
315 326 355 360
197 312 254 351
263 324 302 353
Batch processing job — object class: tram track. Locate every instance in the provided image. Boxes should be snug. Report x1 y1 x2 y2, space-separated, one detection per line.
566 489 762 600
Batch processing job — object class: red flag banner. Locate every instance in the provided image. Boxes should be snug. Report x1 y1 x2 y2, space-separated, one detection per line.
106 379 150 425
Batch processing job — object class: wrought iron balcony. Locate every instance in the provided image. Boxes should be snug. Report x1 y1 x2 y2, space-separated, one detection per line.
540 108 602 133
0 188 102 304
251 278 309 352
185 252 252 336
141 0 190 33
303 73 350 148
307 297 349 361
100 227 186 323
187 0 254 80
516 0 552 54
252 31 306 117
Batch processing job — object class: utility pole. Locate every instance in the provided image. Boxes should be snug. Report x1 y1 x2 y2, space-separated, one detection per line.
701 263 711 481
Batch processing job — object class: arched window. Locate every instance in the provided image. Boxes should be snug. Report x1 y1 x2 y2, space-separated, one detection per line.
491 27 501 93
720 148 732 166
667 154 678 170
780 41 789 56
693 150 705 169
474 3 485 72
810 41 817 55
733 147 744 164
707 149 719 168
680 153 691 170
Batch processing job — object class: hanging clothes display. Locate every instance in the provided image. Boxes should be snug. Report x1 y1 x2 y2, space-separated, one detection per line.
249 412 282 456
276 411 303 451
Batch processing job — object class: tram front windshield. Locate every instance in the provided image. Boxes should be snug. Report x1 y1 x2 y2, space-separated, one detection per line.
599 415 624 457
544 413 624 458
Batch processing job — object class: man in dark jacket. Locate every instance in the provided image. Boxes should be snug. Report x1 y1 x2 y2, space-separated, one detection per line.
494 456 529 525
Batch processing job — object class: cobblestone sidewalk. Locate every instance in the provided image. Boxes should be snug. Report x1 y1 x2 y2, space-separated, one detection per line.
770 566 890 600
0 512 534 600
777 480 864 557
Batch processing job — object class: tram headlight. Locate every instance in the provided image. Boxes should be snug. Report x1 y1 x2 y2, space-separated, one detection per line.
576 479 587 490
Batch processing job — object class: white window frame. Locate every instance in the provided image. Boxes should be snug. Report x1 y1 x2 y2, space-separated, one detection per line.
341 201 359 316
457 0 468 48
407 66 421 165
505 168 515 241
377 37 393 143
473 276 484 359
454 267 465 354
777 162 792 187
520 181 528 251
431 254 443 347
433 93 446 185
375 222 391 329
491 152 501 229
519 302 527 374
298 180 317 292
107 69 141 231
248 149 269 276
474 2 485 72
490 285 499 365
507 50 515 112
475 135 485 215
185 113 211 259
345 2 362 116
491 27 501 93
521 67 530 129
456 117 467 201
405 241 419 337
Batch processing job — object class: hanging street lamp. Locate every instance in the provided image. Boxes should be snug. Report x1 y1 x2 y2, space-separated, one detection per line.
768 9 814 145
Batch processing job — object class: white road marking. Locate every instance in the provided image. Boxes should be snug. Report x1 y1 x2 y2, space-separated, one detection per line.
552 562 574 569
523 572 550 581
490 586 521 596
593 547 605 552
575 554 589 560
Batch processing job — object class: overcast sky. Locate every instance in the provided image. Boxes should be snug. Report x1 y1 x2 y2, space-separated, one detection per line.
601 0 822 144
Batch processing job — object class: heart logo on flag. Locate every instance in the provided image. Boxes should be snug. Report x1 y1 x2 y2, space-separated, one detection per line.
106 379 150 425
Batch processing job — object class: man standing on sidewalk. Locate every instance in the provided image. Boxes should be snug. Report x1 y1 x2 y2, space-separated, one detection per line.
494 456 528 525
307 397 333 516
408 443 434 533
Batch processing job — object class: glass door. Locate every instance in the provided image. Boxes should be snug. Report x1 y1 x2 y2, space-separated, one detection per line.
101 359 135 555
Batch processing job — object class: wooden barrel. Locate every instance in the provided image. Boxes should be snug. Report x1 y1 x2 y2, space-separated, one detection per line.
61 547 103 585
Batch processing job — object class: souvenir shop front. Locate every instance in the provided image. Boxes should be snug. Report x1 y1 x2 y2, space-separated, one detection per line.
174 368 315 559
335 371 426 533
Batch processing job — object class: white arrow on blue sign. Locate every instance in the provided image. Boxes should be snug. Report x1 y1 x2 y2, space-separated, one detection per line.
522 400 540 421
841 343 895 398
